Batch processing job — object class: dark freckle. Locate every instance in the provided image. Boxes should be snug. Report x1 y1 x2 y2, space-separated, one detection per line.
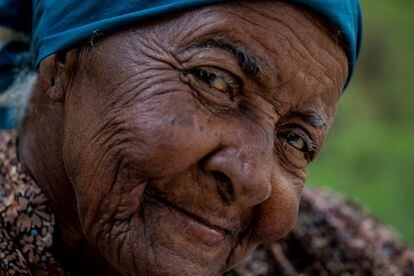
199 125 204 132
170 117 176 126
176 113 193 127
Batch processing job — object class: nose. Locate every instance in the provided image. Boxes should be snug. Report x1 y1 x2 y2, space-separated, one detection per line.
203 145 272 208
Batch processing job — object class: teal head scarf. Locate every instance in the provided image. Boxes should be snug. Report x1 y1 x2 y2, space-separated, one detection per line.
0 0 362 129
2 0 362 80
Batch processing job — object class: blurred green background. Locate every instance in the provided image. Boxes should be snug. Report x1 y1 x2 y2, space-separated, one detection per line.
308 0 414 246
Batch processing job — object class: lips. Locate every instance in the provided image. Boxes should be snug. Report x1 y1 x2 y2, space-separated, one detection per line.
145 190 236 247
175 202 226 247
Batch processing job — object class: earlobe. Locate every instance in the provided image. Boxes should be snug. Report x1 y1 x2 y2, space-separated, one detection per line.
38 49 78 102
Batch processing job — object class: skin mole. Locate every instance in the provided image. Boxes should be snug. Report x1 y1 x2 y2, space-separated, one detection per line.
18 1 348 275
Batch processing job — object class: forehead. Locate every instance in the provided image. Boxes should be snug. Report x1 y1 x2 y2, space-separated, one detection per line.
88 1 349 124
156 1 348 116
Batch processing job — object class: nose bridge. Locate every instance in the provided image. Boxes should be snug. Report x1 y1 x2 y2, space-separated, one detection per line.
205 130 273 208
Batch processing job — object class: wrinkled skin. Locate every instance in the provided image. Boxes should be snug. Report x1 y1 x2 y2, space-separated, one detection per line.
19 1 348 275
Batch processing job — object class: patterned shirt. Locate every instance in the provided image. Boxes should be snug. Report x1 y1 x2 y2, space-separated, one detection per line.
0 131 64 275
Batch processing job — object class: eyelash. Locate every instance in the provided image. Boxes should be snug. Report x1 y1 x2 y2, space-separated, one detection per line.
277 126 316 161
190 67 241 100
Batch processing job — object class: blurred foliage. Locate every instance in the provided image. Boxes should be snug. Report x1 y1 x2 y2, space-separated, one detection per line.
308 0 414 246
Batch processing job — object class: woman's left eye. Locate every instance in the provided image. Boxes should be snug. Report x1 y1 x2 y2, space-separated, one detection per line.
284 131 307 151
277 128 314 154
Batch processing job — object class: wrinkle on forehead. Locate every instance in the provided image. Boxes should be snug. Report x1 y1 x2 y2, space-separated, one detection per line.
96 0 347 125
238 2 347 89
168 1 347 92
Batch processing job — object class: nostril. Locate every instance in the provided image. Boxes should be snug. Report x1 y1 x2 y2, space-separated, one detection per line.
212 170 234 203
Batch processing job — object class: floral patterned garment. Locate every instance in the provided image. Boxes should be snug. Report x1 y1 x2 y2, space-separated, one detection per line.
0 130 64 275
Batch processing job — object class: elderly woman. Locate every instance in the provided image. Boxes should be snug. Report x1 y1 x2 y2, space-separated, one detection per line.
0 0 413 275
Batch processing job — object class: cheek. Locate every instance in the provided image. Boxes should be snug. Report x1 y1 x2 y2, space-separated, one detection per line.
112 93 222 178
62 85 227 250
64 75 222 185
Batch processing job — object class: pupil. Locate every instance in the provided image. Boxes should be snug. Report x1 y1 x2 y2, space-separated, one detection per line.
288 133 299 144
197 69 216 84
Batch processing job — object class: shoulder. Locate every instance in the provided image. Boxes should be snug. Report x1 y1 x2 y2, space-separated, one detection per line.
0 130 19 196
232 188 414 275
0 130 18 170
0 130 65 275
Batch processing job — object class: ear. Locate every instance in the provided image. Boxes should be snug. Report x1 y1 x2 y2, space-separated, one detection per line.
38 49 78 102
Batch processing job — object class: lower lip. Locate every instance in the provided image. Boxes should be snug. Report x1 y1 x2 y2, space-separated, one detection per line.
177 211 226 247
158 200 226 247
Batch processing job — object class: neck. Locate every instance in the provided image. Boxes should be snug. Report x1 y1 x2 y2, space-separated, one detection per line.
18 87 113 273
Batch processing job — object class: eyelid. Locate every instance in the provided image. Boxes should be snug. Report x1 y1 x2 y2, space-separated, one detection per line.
213 68 242 91
191 66 242 94
176 47 246 81
181 67 240 110
292 128 316 152
277 125 317 153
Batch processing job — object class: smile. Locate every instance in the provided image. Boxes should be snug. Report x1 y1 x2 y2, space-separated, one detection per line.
145 190 232 247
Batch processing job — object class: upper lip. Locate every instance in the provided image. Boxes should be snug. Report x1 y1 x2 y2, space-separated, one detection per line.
145 189 246 235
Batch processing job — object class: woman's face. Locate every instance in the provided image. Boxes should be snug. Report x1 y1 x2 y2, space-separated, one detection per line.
57 1 347 275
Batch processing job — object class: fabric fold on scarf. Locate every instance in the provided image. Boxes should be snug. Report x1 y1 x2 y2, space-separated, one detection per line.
0 0 361 81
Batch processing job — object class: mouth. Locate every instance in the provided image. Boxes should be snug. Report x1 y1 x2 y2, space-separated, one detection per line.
145 190 234 248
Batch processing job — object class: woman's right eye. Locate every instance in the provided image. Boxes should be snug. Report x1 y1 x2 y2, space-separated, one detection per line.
191 68 240 101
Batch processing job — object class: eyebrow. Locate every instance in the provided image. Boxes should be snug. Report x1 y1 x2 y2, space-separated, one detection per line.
289 110 329 133
302 111 329 132
189 39 261 79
